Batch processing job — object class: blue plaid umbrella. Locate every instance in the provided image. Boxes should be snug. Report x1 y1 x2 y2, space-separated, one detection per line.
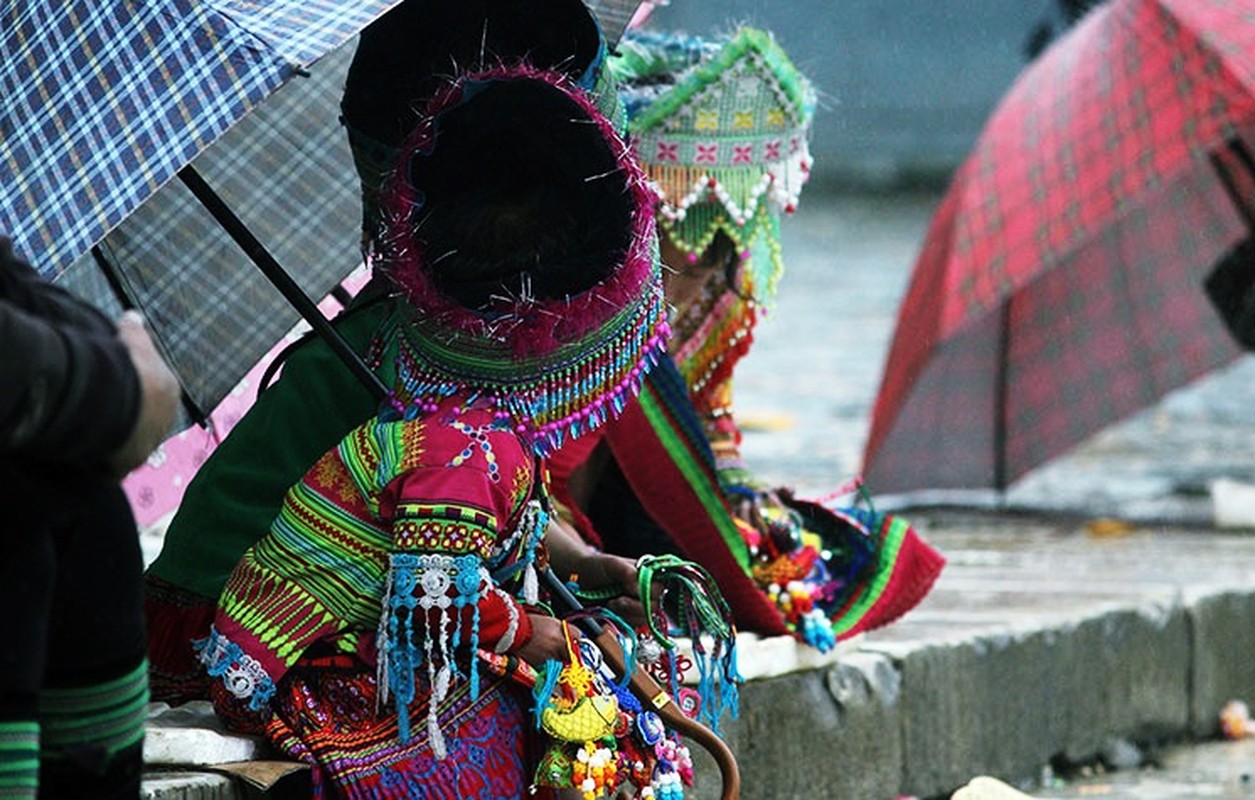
0 0 402 416
1 0 400 281
0 0 643 417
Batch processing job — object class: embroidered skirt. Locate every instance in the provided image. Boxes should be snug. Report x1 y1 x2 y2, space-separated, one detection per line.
256 654 532 799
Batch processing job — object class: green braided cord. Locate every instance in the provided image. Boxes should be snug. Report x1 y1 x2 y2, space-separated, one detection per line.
637 387 752 569
0 720 38 798
637 554 736 648
572 584 621 602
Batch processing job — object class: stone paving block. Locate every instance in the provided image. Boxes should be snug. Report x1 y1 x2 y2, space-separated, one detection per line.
142 770 237 800
687 652 901 800
145 701 262 766
1186 588 1255 738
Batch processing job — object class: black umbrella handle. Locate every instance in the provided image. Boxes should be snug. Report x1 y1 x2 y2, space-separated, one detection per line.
177 166 389 402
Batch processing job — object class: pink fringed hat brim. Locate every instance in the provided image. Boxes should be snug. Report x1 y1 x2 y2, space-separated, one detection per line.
371 63 669 457
378 63 660 358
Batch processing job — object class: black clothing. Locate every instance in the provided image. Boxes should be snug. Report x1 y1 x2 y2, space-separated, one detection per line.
0 236 139 468
0 238 147 799
0 461 146 800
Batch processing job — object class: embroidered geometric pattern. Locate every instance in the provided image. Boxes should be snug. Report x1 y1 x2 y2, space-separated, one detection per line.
393 510 496 556
263 665 528 798
612 27 815 305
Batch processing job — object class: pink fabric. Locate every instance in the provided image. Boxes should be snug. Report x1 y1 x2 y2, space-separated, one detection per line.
123 268 371 527
627 1 659 29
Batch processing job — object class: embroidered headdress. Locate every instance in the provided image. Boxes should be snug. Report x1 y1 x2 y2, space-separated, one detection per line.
341 0 667 457
370 67 667 458
610 27 814 419
611 27 816 305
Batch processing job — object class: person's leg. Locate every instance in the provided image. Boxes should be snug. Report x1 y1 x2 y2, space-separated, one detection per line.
37 473 147 800
0 461 147 800
0 461 56 799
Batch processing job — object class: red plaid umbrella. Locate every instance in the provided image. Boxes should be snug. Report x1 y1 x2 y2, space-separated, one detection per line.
863 0 1255 493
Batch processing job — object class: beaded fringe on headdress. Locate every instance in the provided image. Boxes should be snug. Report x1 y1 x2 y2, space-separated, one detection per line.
374 64 669 458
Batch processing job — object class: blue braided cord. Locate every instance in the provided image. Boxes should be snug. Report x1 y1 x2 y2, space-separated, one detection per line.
724 639 743 720
532 660 563 730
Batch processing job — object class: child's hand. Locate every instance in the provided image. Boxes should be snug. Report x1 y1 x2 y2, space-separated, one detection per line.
515 614 573 668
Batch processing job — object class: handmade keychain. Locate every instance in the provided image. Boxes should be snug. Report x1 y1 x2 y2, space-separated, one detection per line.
533 621 622 799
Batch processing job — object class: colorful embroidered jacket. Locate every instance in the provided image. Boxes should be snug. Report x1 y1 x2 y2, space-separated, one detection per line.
199 397 545 747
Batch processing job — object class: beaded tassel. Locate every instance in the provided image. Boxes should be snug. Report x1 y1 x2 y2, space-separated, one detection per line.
380 553 488 753
391 315 670 459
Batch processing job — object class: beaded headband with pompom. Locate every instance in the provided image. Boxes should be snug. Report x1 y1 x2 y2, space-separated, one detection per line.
611 27 816 307
372 64 669 458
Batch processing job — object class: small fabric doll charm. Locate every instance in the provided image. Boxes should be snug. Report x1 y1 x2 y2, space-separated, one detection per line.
533 622 624 798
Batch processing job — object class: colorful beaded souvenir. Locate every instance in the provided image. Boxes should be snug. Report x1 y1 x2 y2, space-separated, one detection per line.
537 624 621 743
530 619 706 800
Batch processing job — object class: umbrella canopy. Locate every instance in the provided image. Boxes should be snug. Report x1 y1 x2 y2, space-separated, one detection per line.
863 0 1255 494
1 0 643 416
1 1 398 280
0 1 400 415
55 39 373 418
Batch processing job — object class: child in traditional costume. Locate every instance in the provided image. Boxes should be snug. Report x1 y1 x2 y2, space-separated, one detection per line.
548 28 946 653
197 31 685 799
143 0 640 705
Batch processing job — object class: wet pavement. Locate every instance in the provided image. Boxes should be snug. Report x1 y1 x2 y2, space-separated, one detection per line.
1035 736 1255 798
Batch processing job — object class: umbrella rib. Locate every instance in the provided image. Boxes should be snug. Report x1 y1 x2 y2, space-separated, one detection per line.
176 166 389 404
1210 138 1255 231
90 245 135 312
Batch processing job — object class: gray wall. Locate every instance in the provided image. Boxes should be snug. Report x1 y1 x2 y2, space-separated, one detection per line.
645 0 1052 186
